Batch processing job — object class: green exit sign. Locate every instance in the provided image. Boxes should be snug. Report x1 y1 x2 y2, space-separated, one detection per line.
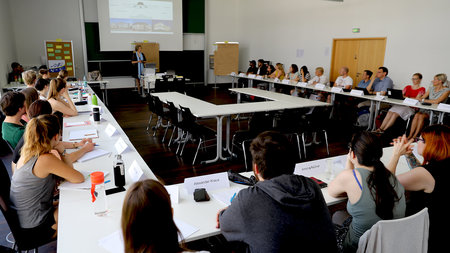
352 28 360 33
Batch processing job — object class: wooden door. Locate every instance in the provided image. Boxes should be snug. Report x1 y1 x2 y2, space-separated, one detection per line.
330 38 386 87
330 39 359 83
355 39 386 85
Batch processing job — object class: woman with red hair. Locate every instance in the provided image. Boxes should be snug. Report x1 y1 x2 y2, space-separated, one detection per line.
389 124 450 253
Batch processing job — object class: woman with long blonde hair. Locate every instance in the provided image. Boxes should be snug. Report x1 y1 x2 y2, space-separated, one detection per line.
47 78 78 116
269 63 285 80
10 114 84 238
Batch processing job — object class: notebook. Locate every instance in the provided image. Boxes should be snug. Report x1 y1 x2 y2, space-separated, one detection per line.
77 148 110 162
69 129 98 141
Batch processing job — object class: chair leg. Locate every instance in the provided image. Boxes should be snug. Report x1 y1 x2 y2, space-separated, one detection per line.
146 114 153 131
162 123 170 142
168 126 177 146
323 130 330 156
242 142 249 171
153 117 161 137
192 139 203 165
302 132 307 159
176 131 185 154
293 133 302 160
180 133 189 156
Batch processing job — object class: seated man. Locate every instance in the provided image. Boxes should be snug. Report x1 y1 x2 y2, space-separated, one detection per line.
8 62 23 83
22 70 37 88
358 67 394 108
217 131 337 253
238 60 258 88
1 91 27 148
256 59 267 76
333 66 353 89
357 70 373 88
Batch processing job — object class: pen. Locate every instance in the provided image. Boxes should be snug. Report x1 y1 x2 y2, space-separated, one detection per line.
105 180 111 184
230 193 236 203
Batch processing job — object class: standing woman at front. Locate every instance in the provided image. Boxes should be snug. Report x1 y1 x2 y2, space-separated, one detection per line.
47 78 78 116
131 45 146 96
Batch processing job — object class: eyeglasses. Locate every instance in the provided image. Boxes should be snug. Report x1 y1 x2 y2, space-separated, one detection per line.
414 137 425 143
412 78 419 80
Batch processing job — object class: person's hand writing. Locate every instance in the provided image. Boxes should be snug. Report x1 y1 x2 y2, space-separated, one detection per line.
78 138 93 147
81 142 95 153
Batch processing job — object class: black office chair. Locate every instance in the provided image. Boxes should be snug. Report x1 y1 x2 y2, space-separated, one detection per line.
146 94 157 132
155 77 169 93
300 107 330 158
173 77 186 94
178 106 216 165
0 160 56 252
151 96 170 138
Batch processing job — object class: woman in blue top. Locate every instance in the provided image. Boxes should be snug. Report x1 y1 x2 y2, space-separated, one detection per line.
131 45 146 95
329 131 406 252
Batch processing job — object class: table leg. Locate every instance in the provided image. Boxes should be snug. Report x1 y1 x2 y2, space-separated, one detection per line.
270 82 274 91
103 82 108 106
237 93 241 103
371 101 381 131
429 110 434 125
225 115 232 155
248 79 253 88
367 101 375 131
232 76 236 88
438 112 444 124
201 116 222 164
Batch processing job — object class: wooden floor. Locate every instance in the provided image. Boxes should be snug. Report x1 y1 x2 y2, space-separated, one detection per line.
0 85 356 252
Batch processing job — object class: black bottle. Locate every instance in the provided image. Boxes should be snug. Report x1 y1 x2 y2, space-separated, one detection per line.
113 154 125 187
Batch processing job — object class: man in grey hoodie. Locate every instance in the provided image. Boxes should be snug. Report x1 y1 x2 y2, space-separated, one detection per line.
217 131 337 253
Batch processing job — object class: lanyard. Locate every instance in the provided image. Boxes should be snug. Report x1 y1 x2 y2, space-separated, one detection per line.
136 52 144 77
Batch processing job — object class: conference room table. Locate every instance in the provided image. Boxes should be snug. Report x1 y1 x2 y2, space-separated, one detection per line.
230 73 450 129
152 88 330 164
57 85 158 252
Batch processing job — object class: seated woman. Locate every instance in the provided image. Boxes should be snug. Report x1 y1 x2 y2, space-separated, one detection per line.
10 114 84 238
12 100 95 171
47 78 78 116
121 179 208 253
390 125 450 253
20 87 39 123
375 73 426 133
35 78 50 100
328 131 405 253
269 63 285 80
299 66 311 83
284 64 300 95
57 70 69 81
407 73 450 140
38 69 50 80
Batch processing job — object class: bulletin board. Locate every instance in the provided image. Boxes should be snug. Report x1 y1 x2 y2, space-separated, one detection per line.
45 40 75 78
214 42 239 76
131 42 160 71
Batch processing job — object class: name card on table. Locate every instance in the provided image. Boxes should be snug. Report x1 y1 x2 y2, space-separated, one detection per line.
248 74 256 78
128 160 144 182
165 185 179 204
256 76 263 80
238 73 246 77
315 83 326 90
375 95 386 101
274 78 280 82
403 98 419 106
331 87 343 93
298 82 308 88
437 103 450 112
350 89 365 96
184 172 229 194
105 123 118 137
114 137 129 154
230 72 236 76
282 79 290 84
294 159 327 178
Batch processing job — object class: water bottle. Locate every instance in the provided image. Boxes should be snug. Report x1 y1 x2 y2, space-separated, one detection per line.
92 94 98 106
90 172 108 216
113 155 126 187
87 93 92 105
83 75 87 88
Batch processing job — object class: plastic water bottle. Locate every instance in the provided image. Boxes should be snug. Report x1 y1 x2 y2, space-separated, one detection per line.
87 93 92 105
92 94 98 106
83 75 87 87
90 172 108 216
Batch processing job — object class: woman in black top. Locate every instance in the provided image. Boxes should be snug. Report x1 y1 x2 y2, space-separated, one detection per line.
389 125 450 253
131 45 146 95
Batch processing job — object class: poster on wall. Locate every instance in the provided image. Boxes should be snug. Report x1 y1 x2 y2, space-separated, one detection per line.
48 60 66 73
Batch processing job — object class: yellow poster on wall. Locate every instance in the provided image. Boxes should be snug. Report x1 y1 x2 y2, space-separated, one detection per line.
45 40 74 78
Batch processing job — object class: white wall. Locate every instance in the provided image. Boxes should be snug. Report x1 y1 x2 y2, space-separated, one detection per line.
0 0 17 86
206 0 239 84
234 0 450 88
8 0 86 79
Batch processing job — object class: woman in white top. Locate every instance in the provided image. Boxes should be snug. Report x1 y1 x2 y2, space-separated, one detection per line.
47 78 78 117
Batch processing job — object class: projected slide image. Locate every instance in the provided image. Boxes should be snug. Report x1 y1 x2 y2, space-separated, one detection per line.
109 0 173 34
